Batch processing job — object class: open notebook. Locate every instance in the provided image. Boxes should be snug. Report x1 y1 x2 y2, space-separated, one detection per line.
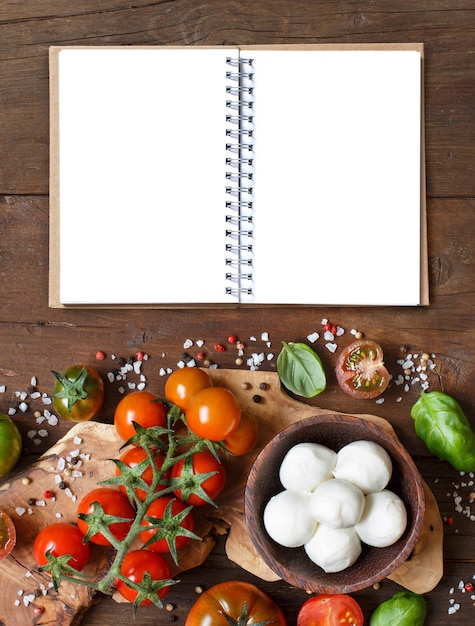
49 44 427 307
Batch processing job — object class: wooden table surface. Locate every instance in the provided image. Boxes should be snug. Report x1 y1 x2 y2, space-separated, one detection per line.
1 1 474 624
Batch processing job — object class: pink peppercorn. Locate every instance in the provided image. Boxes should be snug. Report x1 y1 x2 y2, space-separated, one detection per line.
214 344 225 353
197 351 205 361
465 582 474 592
227 335 237 344
95 351 106 360
136 351 144 361
43 490 53 499
324 322 332 331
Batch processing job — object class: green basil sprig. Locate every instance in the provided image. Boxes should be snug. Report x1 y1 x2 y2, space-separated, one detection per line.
410 390 475 472
370 591 426 625
277 341 326 398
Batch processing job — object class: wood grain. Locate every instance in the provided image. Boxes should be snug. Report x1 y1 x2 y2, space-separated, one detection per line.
0 1 473 624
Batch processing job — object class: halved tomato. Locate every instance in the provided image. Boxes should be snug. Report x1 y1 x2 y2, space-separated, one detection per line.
297 594 364 626
335 339 389 399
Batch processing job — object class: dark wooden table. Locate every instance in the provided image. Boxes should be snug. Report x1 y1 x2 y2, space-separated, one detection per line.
1 1 474 624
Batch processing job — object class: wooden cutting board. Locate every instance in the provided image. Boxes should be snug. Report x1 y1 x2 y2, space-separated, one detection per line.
0 369 443 625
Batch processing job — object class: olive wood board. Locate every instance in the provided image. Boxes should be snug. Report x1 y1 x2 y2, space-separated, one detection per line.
0 369 443 625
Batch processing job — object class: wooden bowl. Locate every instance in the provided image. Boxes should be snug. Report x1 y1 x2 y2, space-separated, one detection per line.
244 414 425 593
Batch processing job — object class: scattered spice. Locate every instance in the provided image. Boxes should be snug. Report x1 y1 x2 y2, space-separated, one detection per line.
252 394 262 403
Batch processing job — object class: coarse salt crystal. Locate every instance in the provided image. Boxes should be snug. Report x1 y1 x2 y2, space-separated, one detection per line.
14 599 20 606
177 361 186 369
127 382 136 389
15 507 26 516
307 332 319 343
137 382 146 390
267 353 274 360
196 339 204 347
336 326 345 336
186 359 197 368
261 332 269 342
375 398 385 404
0 385 5 393
159 368 166 376
133 361 142 374
325 343 338 353
38 429 49 438
8 408 16 415
323 330 335 341
183 338 193 349
30 391 41 399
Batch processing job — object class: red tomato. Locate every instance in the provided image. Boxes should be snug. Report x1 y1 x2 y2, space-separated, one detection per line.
297 594 364 626
0 509 16 560
33 522 90 571
186 387 241 441
116 549 172 605
185 580 286 626
116 446 169 501
114 391 167 441
139 496 195 553
171 449 226 506
335 339 389 399
52 365 104 422
223 412 259 456
165 368 212 411
77 487 135 546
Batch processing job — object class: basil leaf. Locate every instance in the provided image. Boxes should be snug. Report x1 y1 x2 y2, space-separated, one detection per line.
370 591 426 625
277 342 326 398
410 390 475 472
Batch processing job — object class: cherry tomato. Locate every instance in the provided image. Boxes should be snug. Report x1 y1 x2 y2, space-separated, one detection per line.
139 496 194 553
165 368 212 411
0 509 16 560
116 446 169 501
116 549 172 605
335 339 389 399
33 522 90 570
52 365 104 422
185 580 286 626
223 412 259 456
171 449 226 506
0 412 22 478
297 594 364 626
114 391 167 441
77 487 135 546
186 387 241 441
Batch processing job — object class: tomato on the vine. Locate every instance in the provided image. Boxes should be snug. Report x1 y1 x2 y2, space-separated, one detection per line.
185 580 286 626
165 368 212 411
77 487 135 546
33 522 90 571
114 391 167 441
116 549 172 605
0 412 22 478
116 446 169 501
335 339 389 399
139 495 195 553
171 449 226 506
52 365 104 422
297 594 364 626
0 509 16 560
223 412 259 456
186 387 241 441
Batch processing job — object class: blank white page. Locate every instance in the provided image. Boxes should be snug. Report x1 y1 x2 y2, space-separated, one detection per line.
56 47 237 304
245 49 422 305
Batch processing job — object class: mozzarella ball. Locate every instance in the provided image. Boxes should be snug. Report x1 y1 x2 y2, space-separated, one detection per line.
309 478 365 529
263 490 317 548
279 442 337 493
355 489 407 547
332 440 392 494
304 524 362 573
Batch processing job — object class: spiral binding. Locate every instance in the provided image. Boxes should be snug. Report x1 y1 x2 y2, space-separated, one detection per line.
225 56 255 300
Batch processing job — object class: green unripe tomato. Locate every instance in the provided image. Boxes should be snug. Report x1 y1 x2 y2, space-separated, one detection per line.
0 412 22 478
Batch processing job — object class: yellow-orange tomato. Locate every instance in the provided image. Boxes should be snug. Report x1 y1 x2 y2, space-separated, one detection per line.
186 387 241 441
165 368 212 411
224 412 258 456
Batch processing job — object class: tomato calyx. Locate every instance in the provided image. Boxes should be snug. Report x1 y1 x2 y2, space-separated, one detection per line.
118 568 176 614
141 498 199 565
221 602 273 626
38 549 86 591
168 452 220 507
52 367 90 411
78 500 134 547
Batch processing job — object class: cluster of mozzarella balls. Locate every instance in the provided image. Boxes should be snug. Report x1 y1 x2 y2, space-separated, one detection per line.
263 440 407 573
